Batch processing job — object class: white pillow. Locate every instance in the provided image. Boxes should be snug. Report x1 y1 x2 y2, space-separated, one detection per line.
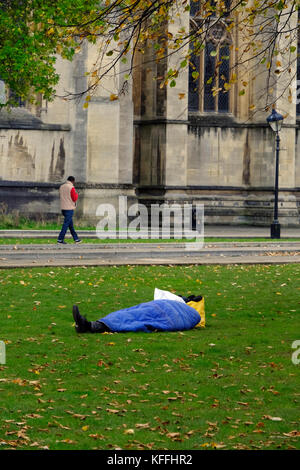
154 288 185 303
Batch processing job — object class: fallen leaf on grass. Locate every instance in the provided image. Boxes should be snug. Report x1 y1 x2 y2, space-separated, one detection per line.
54 421 70 430
135 423 150 429
89 433 105 439
166 432 181 439
97 360 110 368
0 439 23 447
12 378 27 386
124 429 135 435
263 415 283 421
211 442 226 449
25 413 43 419
283 430 300 437
206 421 218 428
57 439 77 444
65 411 88 420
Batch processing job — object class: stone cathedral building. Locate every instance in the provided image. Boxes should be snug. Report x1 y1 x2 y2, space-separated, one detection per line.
0 2 300 226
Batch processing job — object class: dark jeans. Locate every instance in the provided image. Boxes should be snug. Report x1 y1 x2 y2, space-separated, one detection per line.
58 210 79 241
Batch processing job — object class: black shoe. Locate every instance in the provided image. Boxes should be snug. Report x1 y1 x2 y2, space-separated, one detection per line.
72 305 91 333
74 239 82 244
57 240 67 245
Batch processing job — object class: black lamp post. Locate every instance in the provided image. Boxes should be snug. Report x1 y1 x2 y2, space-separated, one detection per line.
266 108 284 239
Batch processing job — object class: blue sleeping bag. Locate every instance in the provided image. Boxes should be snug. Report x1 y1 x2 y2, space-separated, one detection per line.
98 299 201 333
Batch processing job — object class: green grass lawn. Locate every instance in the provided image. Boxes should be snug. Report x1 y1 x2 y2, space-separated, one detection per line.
0 264 299 450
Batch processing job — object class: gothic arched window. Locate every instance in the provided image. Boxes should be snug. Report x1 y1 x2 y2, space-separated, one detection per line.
189 0 232 114
0 79 26 107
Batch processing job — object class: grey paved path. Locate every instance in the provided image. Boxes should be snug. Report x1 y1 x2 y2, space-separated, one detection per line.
0 239 299 268
0 225 300 238
1 225 300 267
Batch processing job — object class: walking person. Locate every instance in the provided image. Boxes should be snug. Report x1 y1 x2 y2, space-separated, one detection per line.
57 176 81 244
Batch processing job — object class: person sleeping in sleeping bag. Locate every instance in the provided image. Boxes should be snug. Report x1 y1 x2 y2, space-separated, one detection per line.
72 291 205 334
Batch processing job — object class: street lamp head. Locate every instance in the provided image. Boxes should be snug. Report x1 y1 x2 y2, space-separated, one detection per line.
266 108 284 133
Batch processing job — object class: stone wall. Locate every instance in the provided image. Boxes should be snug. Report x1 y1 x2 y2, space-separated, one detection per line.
187 120 296 189
0 181 60 217
135 119 300 226
0 127 70 183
